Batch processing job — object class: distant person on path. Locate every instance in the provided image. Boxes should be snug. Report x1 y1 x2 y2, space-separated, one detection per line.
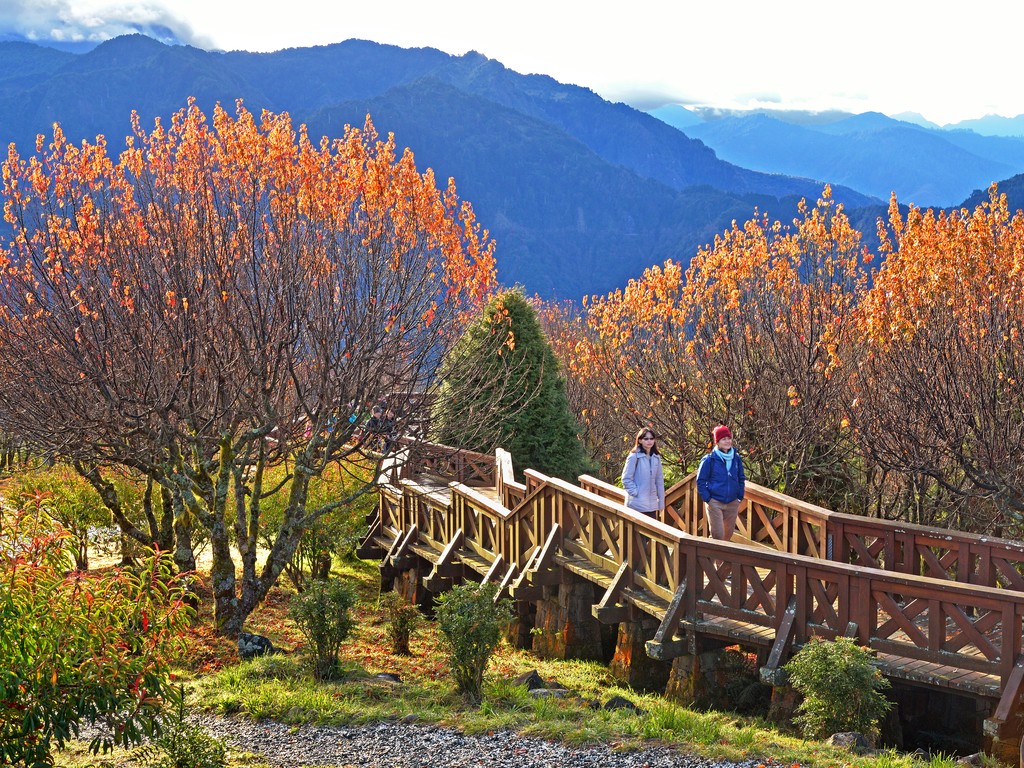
381 408 398 452
355 405 387 450
621 428 665 516
697 424 745 541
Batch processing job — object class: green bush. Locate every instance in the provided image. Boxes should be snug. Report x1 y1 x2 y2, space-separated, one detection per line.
434 582 513 703
432 288 594 482
0 497 191 766
784 636 892 741
288 578 356 681
137 687 227 768
9 468 109 570
381 592 422 655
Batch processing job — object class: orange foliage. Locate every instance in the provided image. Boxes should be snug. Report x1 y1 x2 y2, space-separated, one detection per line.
0 99 497 634
853 187 1024 528
568 190 869 505
678 190 869 503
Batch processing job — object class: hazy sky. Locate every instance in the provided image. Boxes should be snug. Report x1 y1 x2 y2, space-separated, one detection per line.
3 0 1020 125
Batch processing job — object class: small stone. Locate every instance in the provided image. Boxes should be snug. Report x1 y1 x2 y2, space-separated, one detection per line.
375 672 402 683
602 696 643 716
528 688 569 699
512 669 547 690
237 631 275 659
957 754 985 766
603 694 638 712
827 732 872 753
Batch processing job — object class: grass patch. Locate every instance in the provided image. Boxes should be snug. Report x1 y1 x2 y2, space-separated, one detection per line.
53 554 1008 768
51 733 272 768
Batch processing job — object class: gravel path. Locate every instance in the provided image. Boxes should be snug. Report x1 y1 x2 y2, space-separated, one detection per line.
189 714 766 768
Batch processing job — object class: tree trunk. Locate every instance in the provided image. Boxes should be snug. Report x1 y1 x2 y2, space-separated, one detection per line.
119 532 135 567
76 464 155 549
210 521 241 635
173 518 197 573
312 551 331 580
238 467 313 624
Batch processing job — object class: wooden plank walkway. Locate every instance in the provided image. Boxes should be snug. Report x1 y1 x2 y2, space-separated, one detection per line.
368 480 1013 701
362 440 1024 758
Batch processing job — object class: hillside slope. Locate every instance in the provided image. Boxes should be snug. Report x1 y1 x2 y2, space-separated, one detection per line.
0 35 878 298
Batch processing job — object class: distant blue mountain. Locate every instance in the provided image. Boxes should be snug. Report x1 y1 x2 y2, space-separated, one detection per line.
0 35 879 299
676 110 1024 207
647 104 703 132
947 114 1024 137
0 33 98 54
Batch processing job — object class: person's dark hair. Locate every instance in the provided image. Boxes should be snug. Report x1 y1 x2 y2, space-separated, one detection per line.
634 427 659 455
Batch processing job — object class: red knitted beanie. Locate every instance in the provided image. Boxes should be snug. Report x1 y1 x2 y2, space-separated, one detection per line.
712 425 732 444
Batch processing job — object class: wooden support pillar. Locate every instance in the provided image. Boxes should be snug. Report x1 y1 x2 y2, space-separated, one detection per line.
664 641 733 709
767 682 800 725
665 651 703 706
531 572 603 661
392 557 433 614
608 617 671 691
983 655 1024 765
483 558 534 649
356 515 383 559
756 596 800 726
422 529 464 593
505 598 536 649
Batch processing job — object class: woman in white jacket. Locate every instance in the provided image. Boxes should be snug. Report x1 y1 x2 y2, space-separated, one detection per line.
621 428 665 516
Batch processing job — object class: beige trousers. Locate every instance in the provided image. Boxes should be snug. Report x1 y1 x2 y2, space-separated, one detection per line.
705 498 741 541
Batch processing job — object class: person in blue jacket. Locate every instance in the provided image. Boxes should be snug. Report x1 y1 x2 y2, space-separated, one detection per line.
621 428 665 516
696 424 745 540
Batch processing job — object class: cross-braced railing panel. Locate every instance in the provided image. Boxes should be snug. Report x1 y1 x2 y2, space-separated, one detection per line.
370 441 1024 700
399 438 496 487
694 543 780 630
398 482 447 552
993 557 1024 592
450 487 504 564
744 500 787 550
378 485 403 535
837 524 890 569
801 567 845 638
856 571 1024 680
666 472 1024 598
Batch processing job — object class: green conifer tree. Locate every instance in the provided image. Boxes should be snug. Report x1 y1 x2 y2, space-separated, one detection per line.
432 289 593 482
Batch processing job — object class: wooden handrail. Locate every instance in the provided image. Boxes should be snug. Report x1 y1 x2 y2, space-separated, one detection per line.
667 471 1024 591
578 474 628 504
369 441 1024 696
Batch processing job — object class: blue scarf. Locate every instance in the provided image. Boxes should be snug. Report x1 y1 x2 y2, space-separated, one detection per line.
713 446 734 473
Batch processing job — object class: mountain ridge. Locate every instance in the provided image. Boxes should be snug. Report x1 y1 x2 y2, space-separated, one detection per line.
2 34 1019 299
678 108 1024 207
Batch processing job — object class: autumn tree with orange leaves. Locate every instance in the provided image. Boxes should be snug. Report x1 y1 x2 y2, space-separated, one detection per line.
539 298 639 479
852 188 1024 533
573 191 869 508
679 191 870 507
0 100 495 634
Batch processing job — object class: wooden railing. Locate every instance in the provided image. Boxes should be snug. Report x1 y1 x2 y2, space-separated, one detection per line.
396 437 496 487
664 474 1024 590
368 442 1024 702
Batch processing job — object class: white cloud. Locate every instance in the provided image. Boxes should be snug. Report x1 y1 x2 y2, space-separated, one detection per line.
1 0 1022 124
0 0 213 47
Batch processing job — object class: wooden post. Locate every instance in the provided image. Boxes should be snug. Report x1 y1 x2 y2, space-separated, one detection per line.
531 572 603 661
984 655 1024 764
609 617 671 691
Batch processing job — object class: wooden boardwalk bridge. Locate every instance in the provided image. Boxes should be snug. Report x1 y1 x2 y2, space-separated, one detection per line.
358 439 1024 759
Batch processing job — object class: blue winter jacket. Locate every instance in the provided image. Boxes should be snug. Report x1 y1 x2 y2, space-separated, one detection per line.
696 450 745 504
621 449 665 513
